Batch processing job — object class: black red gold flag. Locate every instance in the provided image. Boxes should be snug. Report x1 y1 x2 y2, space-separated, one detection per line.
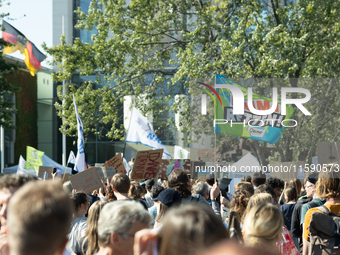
2 20 46 76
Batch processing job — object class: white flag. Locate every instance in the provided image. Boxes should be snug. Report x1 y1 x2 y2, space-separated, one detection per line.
73 94 85 172
16 156 37 176
67 150 76 165
174 145 189 159
126 106 171 159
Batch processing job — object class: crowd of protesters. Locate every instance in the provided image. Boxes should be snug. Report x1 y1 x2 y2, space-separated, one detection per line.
0 164 339 255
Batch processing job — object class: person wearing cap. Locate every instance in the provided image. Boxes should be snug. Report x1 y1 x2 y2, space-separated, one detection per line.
144 179 155 208
300 173 325 225
153 189 182 228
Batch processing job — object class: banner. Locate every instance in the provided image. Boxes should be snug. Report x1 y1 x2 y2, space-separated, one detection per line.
130 149 163 179
214 74 295 144
16 155 37 176
103 152 126 174
174 146 189 159
67 151 76 168
2 21 46 76
95 167 116 179
38 166 54 180
73 94 85 172
25 146 44 171
70 167 103 194
126 106 171 159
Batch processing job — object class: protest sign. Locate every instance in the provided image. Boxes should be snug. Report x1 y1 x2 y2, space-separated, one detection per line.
131 149 163 179
103 152 126 174
190 161 206 179
38 166 54 180
70 167 103 193
95 167 116 179
162 159 191 178
317 142 340 166
160 159 169 180
269 161 305 181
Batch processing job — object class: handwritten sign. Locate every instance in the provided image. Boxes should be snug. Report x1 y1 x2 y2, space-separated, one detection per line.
38 166 54 180
70 167 103 193
103 152 126 174
131 149 163 179
95 167 116 179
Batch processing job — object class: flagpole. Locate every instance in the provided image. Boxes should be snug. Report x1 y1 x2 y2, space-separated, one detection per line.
61 15 66 167
124 106 134 157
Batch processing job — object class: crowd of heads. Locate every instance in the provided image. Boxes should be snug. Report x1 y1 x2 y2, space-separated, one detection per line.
0 164 339 255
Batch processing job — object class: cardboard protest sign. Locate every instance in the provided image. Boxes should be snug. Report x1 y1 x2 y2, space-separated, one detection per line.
131 149 163 179
38 166 54 180
61 173 71 182
103 152 126 174
269 161 305 181
160 159 169 180
70 167 103 193
317 142 340 166
95 167 116 179
190 161 206 179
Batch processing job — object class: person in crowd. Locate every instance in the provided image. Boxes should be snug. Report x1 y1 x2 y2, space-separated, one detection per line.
75 200 107 255
254 184 276 201
148 184 165 224
219 178 232 201
0 174 38 255
129 184 148 209
243 203 282 254
242 193 273 222
134 204 228 255
241 175 252 183
251 172 266 189
205 173 228 205
66 192 89 254
105 184 117 202
302 166 340 255
266 177 285 203
193 181 209 200
111 173 130 200
280 186 298 247
290 175 312 253
153 189 182 228
144 179 155 208
234 182 255 196
229 189 250 222
96 200 152 255
8 180 72 255
289 179 302 197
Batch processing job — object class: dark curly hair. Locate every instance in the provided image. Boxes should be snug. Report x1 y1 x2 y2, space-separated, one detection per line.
266 177 284 190
105 184 117 202
168 169 191 198
230 189 250 221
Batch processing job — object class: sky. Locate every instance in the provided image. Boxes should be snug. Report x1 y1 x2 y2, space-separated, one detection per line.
1 0 52 68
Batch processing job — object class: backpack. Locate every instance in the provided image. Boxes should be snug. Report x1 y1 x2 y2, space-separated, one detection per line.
308 205 340 255
228 210 243 244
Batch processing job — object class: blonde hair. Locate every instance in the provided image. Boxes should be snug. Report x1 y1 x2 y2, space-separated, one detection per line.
289 179 302 195
243 203 283 249
242 193 272 222
316 164 340 199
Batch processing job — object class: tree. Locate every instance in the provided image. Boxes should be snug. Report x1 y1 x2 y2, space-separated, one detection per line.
0 0 19 129
45 0 340 164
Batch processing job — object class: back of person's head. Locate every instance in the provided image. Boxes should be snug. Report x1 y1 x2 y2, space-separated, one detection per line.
97 200 152 246
193 181 208 197
205 173 215 186
105 184 117 202
0 174 38 190
150 184 165 199
241 175 252 183
63 181 73 195
111 173 130 194
316 164 340 199
251 172 266 187
154 189 182 223
284 186 297 202
266 177 284 190
242 193 272 222
243 203 283 249
145 179 155 192
168 168 191 198
289 179 302 195
71 192 88 212
84 200 108 255
230 189 250 221
128 184 144 199
8 180 72 255
157 204 229 255
234 182 254 196
254 184 276 201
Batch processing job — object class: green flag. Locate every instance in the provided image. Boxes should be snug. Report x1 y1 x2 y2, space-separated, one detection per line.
25 146 44 171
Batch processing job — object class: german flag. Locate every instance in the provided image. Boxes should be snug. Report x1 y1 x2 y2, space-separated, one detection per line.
2 20 46 76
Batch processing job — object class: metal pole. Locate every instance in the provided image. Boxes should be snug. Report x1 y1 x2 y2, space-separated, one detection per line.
62 15 66 166
0 126 4 172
